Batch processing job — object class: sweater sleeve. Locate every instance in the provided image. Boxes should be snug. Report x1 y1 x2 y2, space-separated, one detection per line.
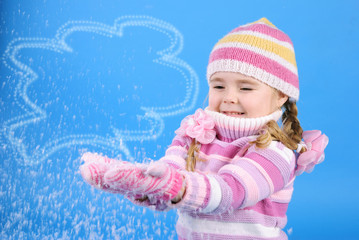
157 134 192 170
218 141 296 210
172 141 296 214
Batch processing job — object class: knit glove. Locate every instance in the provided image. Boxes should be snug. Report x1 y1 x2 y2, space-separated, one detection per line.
79 152 131 193
104 161 184 202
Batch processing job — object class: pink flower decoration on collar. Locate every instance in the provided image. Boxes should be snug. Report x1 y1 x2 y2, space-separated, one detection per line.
175 109 216 144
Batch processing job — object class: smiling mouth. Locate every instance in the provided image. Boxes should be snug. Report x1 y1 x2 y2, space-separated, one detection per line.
221 111 245 117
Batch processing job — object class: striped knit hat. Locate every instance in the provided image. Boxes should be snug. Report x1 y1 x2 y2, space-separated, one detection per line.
207 18 299 101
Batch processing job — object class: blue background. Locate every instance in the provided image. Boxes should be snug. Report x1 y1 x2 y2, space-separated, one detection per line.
1 0 358 239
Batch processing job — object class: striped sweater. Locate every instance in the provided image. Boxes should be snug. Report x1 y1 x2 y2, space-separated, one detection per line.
159 109 296 240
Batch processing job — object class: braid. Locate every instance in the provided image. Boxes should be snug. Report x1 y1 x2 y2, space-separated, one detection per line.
282 101 303 146
185 139 200 171
252 100 306 153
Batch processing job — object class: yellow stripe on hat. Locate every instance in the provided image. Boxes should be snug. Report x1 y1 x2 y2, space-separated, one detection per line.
216 34 297 68
251 17 277 28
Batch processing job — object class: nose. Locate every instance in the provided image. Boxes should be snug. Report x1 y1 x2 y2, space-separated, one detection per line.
223 90 239 104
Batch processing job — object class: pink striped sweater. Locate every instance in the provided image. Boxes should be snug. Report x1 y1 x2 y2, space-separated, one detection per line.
159 109 297 240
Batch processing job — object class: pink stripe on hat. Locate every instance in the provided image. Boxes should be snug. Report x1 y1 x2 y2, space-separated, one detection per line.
230 23 293 45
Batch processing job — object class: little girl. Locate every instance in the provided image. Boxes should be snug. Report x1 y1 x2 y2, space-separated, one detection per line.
80 18 328 239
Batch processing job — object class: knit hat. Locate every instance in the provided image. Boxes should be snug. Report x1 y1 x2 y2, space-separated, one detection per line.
207 18 299 101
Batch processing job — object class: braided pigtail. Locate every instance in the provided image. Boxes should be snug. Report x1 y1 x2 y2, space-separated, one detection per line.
252 100 306 153
185 139 200 172
186 139 208 172
282 101 306 152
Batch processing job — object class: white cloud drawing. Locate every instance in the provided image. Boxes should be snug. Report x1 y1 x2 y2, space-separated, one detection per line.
2 15 199 166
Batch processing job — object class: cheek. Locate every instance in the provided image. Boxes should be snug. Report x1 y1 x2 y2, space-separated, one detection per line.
208 91 220 110
269 93 281 110
258 93 279 114
244 94 274 116
243 99 260 112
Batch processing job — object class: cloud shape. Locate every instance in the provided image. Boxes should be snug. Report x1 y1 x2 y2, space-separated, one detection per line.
2 15 199 166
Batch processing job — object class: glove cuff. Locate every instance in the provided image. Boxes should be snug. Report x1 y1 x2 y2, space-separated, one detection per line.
151 167 184 201
169 171 210 211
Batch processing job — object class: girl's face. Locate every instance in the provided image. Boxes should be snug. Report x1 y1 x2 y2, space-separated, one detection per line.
208 72 288 118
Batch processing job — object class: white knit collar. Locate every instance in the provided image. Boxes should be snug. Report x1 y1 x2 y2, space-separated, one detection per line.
204 108 282 142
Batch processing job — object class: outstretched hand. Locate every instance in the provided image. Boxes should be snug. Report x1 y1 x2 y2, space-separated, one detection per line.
104 161 184 202
79 153 185 203
79 152 131 194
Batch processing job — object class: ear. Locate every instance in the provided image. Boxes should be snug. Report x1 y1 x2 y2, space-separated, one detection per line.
277 91 289 108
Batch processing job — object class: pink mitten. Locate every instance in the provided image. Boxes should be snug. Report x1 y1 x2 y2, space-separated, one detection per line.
295 130 329 176
104 162 184 201
80 152 128 193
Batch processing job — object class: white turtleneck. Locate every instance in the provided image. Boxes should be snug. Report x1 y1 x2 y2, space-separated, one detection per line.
204 109 283 142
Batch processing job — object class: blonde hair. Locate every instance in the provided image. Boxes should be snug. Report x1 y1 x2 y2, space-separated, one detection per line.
185 100 305 172
185 139 199 171
252 100 306 152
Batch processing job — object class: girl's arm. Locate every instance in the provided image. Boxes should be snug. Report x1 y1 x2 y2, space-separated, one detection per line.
156 134 192 170
98 140 295 215
171 141 296 214
218 141 296 210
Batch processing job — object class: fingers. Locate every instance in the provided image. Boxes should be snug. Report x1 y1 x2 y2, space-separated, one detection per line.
80 161 108 188
80 153 128 191
79 154 179 204
104 165 144 191
104 164 166 196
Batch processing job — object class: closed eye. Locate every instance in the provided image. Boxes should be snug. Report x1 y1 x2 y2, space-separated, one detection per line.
241 88 252 91
213 86 225 89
